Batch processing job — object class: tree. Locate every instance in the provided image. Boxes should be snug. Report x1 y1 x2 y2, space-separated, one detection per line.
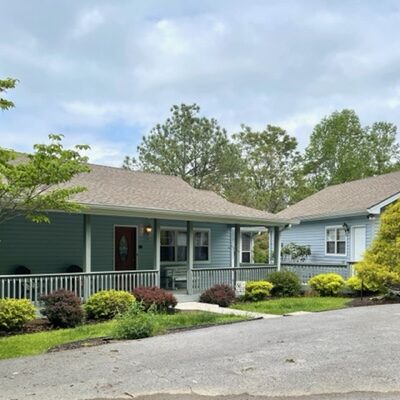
303 109 400 192
356 200 400 288
0 135 90 224
253 232 269 263
124 104 241 193
233 125 302 213
0 78 18 110
0 78 90 224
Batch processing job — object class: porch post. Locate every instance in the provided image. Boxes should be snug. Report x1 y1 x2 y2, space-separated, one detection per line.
83 214 92 273
234 224 241 289
153 219 160 287
273 226 281 271
83 214 92 301
187 221 194 294
234 224 241 268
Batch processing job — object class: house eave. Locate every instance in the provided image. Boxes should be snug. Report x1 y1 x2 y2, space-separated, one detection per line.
293 210 369 222
80 203 296 227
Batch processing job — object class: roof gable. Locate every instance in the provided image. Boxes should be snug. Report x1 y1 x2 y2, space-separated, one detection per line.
278 170 400 220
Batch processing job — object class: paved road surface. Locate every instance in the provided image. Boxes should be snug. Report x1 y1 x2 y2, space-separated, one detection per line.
1 304 400 400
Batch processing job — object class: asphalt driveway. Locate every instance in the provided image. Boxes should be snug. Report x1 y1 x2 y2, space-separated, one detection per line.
1 304 400 400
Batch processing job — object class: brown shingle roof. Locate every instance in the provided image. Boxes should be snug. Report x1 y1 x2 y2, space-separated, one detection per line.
277 170 400 220
67 164 289 225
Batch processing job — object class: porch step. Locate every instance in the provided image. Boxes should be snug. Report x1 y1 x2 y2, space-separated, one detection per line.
172 293 200 303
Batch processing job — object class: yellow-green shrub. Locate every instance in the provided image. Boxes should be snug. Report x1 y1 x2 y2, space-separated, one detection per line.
84 290 135 320
308 273 345 296
345 276 381 294
245 281 273 301
356 200 400 286
0 298 36 331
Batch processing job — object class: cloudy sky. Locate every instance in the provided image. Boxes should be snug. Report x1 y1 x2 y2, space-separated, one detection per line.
1 0 400 166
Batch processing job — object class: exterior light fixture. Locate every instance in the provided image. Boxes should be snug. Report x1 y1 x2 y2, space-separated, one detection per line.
144 225 153 235
342 223 350 233
367 214 376 221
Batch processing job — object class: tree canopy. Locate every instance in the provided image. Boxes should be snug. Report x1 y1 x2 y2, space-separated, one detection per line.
233 125 302 213
125 106 400 213
0 78 90 224
124 103 241 193
303 109 400 192
0 78 18 110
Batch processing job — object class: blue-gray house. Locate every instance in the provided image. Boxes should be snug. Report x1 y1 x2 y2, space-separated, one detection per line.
276 171 400 279
0 164 291 300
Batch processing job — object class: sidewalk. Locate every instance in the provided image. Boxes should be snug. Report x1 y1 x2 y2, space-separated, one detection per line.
176 301 281 319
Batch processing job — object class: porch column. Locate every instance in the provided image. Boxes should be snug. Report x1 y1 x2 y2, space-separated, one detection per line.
187 221 194 294
273 226 281 271
153 219 160 287
83 214 92 273
234 224 241 268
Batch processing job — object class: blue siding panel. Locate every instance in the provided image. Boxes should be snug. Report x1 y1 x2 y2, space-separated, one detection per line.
281 216 377 264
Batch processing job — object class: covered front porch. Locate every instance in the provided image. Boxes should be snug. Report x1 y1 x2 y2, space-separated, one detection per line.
0 211 284 302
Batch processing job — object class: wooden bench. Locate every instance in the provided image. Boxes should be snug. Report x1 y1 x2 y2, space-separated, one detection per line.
162 266 188 290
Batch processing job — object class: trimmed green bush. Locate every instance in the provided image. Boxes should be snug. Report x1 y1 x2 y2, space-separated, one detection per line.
199 284 236 307
308 273 345 296
346 276 381 294
268 271 301 297
85 290 135 320
0 298 36 331
244 281 273 301
41 289 83 328
113 302 156 340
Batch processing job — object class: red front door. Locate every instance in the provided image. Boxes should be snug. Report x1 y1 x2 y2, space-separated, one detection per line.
115 227 137 271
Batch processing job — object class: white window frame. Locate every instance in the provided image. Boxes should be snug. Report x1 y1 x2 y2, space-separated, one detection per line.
325 225 347 257
160 227 211 264
240 232 253 264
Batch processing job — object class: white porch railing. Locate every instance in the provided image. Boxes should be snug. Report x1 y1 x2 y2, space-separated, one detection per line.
190 265 278 293
281 262 352 285
0 270 158 303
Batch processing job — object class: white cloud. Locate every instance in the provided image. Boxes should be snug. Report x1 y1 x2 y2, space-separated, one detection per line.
72 8 104 38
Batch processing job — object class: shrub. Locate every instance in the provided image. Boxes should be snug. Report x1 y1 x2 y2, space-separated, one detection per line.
199 284 236 307
268 271 301 297
113 302 156 340
132 287 177 312
41 289 83 328
308 273 345 296
346 276 382 294
84 290 135 320
356 200 400 287
0 298 36 331
244 281 273 301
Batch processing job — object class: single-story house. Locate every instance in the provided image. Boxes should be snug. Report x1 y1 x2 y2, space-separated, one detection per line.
277 171 400 274
0 164 293 300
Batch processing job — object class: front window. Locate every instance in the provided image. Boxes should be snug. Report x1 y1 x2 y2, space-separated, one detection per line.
241 233 252 263
161 229 210 262
326 227 346 255
194 231 209 261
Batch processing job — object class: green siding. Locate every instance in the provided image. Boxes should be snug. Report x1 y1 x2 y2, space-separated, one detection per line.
0 213 234 274
0 213 84 274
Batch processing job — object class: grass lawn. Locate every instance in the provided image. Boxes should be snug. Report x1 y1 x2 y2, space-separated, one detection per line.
0 311 246 360
232 297 350 315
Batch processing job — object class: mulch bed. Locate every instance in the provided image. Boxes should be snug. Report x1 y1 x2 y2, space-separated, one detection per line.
348 296 400 307
47 337 114 352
